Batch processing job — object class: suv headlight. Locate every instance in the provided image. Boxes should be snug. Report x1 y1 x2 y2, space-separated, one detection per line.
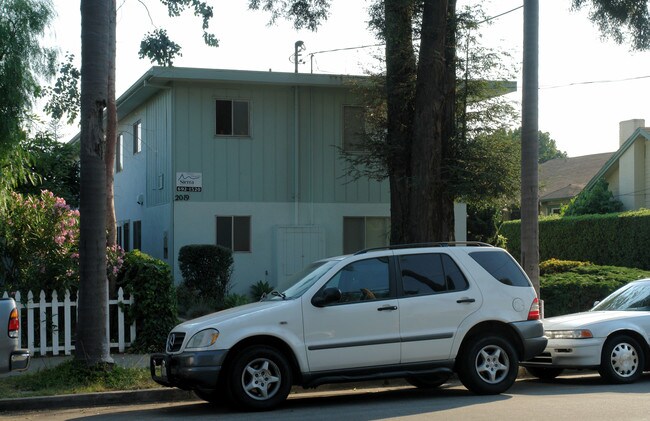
545 329 593 339
186 328 220 349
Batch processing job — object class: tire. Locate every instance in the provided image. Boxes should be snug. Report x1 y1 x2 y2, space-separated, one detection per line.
598 334 645 384
457 335 519 395
406 373 451 389
228 345 293 410
525 367 564 381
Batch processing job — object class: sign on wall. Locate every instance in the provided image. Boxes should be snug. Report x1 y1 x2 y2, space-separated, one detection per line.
176 172 202 192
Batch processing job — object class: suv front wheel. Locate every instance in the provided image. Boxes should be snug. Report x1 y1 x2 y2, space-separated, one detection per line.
228 345 293 410
457 335 518 395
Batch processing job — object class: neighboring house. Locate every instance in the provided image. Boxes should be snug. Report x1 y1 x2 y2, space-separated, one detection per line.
585 119 650 211
539 152 614 215
108 66 470 292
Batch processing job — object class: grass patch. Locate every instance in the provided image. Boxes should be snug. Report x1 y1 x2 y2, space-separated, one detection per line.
0 360 159 399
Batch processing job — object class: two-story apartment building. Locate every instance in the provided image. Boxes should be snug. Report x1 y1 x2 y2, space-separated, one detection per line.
111 66 467 292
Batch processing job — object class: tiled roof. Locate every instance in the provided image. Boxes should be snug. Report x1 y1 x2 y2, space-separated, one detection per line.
539 152 614 202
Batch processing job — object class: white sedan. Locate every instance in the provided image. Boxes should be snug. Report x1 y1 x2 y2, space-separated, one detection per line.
522 278 650 383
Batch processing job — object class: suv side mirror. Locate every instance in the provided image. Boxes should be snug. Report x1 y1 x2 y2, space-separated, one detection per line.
312 288 342 307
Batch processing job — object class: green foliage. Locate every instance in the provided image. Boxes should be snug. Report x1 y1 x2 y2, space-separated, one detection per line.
0 0 56 153
0 360 156 398
466 203 502 244
540 260 650 317
572 0 650 51
14 131 80 207
561 178 623 216
501 209 650 270
138 29 182 66
117 250 177 353
178 244 233 301
223 293 250 308
0 190 79 293
250 280 274 301
249 0 330 31
539 258 592 275
509 128 567 164
44 52 80 125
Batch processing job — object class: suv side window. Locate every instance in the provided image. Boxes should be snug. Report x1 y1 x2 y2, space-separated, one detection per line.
469 250 531 287
399 253 468 296
321 257 391 303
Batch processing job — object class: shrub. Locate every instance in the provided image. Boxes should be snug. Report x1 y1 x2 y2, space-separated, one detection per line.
178 244 233 302
117 250 177 352
0 190 79 293
539 258 591 275
540 262 650 317
561 178 623 216
250 280 273 301
223 293 250 309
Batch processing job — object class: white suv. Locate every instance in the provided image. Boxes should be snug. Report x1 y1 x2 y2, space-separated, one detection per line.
151 243 546 410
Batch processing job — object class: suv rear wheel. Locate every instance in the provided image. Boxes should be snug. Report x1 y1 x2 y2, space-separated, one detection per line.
457 335 518 394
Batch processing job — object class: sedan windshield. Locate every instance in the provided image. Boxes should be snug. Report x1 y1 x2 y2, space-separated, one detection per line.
591 281 650 311
262 260 339 301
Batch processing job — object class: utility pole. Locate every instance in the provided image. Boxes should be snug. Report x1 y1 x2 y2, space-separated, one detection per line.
521 0 540 300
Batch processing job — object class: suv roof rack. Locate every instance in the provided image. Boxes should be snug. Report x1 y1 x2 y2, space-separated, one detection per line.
353 241 494 255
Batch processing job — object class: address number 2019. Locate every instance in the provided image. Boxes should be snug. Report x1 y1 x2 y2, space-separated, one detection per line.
175 194 190 201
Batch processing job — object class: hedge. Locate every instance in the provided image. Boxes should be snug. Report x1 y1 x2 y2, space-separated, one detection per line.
500 209 650 270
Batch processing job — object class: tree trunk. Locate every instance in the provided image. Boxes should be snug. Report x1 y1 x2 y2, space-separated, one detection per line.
77 0 112 366
384 0 417 245
105 0 117 294
410 0 456 243
521 0 540 297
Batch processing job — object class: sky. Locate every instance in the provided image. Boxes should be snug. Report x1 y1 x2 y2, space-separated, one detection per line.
45 0 650 158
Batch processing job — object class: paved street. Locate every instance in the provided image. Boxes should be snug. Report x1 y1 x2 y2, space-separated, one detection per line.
2 372 649 421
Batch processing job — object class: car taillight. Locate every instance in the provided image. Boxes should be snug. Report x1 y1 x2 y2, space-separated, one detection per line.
527 298 540 320
8 308 19 338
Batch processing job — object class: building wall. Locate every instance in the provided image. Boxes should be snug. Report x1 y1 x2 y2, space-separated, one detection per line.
617 138 646 210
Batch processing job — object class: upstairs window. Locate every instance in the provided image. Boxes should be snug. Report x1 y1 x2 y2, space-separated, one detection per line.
216 99 249 136
343 216 390 254
343 105 366 152
133 120 142 154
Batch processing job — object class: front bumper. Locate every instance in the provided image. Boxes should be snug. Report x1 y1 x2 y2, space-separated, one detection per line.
510 320 548 361
150 349 228 390
521 338 604 368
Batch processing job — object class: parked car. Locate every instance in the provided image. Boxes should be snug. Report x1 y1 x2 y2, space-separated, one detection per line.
151 243 546 410
522 278 650 383
0 297 30 373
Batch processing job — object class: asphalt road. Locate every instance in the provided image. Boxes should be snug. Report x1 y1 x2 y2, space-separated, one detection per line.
3 372 650 421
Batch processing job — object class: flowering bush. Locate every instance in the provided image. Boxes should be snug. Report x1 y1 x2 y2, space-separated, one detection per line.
0 190 123 294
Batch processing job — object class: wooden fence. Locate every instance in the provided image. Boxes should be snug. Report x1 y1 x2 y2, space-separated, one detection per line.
1 288 136 356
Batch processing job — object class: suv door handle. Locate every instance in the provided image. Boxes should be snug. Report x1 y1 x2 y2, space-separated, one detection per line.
456 298 476 304
377 305 398 311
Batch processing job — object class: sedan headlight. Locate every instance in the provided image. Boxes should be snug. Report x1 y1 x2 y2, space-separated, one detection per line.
186 328 220 349
545 329 593 339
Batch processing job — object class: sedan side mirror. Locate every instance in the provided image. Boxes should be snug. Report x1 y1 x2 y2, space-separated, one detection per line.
312 288 342 307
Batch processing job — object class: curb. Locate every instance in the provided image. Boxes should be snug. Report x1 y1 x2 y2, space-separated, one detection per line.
0 388 197 412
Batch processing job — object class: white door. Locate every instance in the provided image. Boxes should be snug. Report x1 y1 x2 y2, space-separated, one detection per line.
397 252 482 363
275 225 324 286
302 256 400 372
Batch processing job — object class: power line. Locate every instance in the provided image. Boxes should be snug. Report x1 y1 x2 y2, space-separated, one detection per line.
541 74 650 90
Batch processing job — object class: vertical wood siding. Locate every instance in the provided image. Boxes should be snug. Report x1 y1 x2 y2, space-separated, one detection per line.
172 81 388 204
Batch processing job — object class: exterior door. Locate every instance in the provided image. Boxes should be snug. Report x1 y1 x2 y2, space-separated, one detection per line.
302 256 400 372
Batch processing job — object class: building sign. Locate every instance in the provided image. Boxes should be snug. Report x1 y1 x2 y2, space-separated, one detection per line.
176 172 202 192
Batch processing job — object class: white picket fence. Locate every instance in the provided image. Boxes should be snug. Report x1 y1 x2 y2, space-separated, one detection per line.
1 288 136 356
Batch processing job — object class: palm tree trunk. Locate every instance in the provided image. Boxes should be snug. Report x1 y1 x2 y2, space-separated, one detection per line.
77 0 112 366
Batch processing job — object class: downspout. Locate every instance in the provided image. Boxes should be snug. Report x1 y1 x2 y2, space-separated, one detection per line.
294 85 300 225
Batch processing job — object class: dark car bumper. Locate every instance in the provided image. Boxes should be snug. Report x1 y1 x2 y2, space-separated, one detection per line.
510 320 548 361
150 349 228 390
10 349 30 371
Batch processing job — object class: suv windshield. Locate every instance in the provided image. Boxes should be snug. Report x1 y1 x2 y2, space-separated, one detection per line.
263 260 339 301
591 281 650 311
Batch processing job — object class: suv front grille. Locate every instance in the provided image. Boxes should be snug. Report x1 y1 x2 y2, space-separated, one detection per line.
166 332 185 353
